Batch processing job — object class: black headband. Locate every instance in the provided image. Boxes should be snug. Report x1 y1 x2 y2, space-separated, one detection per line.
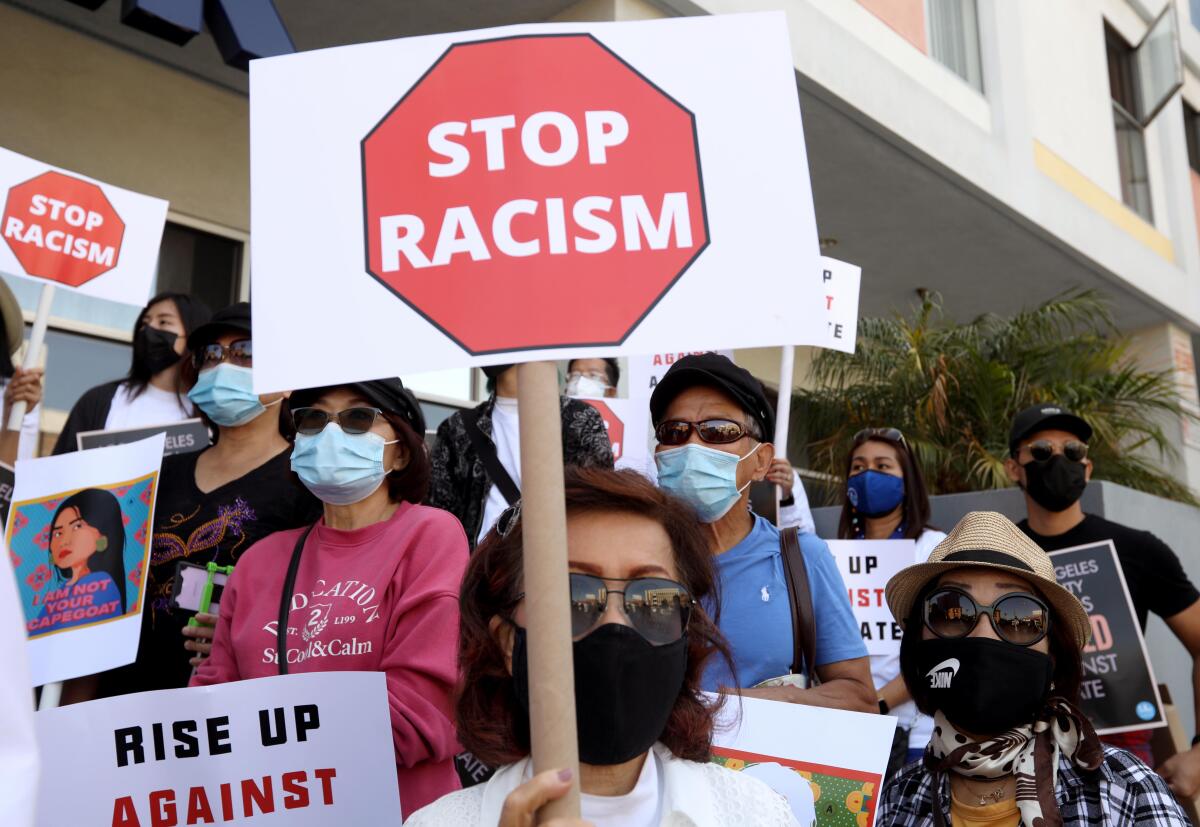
941 548 1035 573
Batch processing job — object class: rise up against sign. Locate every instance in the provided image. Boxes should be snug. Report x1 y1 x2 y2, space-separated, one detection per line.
250 12 824 391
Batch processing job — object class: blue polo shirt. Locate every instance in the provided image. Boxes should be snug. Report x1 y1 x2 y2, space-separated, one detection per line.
701 515 865 691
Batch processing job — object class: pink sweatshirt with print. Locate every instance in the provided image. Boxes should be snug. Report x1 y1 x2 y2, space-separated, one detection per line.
191 501 468 818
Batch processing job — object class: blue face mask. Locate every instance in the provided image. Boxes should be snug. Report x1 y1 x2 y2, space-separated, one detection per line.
846 470 905 518
187 364 278 427
655 443 760 523
291 423 398 506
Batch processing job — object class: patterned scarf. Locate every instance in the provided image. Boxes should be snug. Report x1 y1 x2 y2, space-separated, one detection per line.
924 698 1103 827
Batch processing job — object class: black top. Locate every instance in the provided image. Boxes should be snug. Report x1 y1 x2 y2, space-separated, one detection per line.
51 380 123 455
96 447 321 696
1019 513 1200 629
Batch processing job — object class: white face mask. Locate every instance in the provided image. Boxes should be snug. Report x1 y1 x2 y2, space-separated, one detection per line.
565 374 610 398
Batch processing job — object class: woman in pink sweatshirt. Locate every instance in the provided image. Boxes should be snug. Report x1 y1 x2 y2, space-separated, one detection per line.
191 378 468 818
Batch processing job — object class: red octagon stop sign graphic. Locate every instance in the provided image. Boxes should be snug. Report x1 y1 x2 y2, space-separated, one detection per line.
584 400 625 461
362 34 708 354
2 171 125 287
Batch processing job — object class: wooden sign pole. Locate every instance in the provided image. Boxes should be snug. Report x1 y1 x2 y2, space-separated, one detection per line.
516 361 581 820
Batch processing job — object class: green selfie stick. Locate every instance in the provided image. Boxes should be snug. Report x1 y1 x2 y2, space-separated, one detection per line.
187 562 234 628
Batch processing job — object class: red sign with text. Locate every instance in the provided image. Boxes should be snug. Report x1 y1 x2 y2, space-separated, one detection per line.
2 171 125 287
361 34 708 354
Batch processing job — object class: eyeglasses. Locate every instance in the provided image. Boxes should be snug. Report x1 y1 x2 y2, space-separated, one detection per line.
655 419 756 446
1021 439 1088 463
291 406 384 436
566 371 609 383
924 587 1050 647
516 573 695 646
854 427 907 448
194 339 252 370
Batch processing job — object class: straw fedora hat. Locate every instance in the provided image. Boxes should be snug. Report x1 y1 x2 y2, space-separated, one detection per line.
885 511 1091 650
0 278 24 357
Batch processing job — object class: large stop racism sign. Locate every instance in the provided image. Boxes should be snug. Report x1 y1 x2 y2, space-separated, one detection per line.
1 171 125 287
362 34 708 354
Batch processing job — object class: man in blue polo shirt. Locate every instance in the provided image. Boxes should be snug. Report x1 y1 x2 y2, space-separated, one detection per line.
650 353 874 711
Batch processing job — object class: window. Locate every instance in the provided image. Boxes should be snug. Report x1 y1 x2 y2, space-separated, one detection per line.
156 222 242 313
926 0 983 91
1185 103 1200 175
1107 24 1154 221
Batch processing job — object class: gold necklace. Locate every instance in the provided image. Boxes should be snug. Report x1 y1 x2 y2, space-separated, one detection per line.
961 777 1007 806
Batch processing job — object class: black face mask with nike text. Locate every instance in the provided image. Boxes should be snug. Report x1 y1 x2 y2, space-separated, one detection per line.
915 637 1053 735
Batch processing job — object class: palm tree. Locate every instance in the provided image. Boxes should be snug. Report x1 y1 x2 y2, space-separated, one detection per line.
796 289 1197 505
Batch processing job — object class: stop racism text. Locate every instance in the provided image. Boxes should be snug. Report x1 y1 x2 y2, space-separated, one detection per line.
3 193 116 266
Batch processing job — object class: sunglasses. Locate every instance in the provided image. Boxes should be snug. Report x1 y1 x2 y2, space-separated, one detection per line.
924 587 1050 647
194 339 252 370
517 573 694 646
1022 439 1088 463
855 427 907 448
291 407 383 436
655 419 755 446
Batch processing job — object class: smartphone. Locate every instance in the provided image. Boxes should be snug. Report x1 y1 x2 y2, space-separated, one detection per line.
170 561 231 615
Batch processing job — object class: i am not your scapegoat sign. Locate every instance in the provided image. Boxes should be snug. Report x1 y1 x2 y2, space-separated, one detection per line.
35 672 401 826
1050 542 1166 734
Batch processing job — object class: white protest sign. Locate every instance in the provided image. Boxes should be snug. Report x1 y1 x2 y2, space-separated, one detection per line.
6 434 165 686
34 671 402 826
0 146 166 305
249 13 821 392
827 540 918 657
712 693 896 827
821 256 861 354
575 396 650 474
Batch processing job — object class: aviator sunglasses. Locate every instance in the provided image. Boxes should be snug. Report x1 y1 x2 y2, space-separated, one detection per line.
194 338 252 370
515 573 695 646
923 587 1050 647
1021 439 1088 463
291 406 384 436
655 419 755 446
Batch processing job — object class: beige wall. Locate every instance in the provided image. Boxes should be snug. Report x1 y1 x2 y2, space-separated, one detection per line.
0 4 249 233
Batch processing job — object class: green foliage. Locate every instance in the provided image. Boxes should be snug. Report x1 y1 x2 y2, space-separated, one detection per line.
796 290 1198 506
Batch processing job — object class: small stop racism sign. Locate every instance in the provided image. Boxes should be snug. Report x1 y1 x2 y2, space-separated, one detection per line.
362 34 708 354
584 400 625 461
1 171 125 287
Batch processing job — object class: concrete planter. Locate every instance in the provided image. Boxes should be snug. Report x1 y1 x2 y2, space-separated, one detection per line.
812 481 1200 736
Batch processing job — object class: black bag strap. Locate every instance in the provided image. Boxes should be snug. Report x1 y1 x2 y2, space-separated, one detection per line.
277 522 317 676
780 526 818 684
462 408 521 506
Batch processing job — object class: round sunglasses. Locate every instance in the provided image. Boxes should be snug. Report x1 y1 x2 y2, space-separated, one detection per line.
291 406 384 436
516 572 694 646
1021 439 1088 464
655 418 755 446
923 587 1050 647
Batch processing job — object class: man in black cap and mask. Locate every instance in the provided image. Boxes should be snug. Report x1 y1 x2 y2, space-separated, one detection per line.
429 364 613 548
1007 403 1200 792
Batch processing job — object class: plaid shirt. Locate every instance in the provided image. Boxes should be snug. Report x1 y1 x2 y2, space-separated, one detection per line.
877 745 1189 826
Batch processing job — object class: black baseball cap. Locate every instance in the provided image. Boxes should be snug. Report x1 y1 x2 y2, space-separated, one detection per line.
650 353 774 440
186 301 251 351
290 378 426 435
1009 403 1092 454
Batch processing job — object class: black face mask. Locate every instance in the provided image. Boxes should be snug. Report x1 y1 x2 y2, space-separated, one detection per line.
916 637 1053 735
1021 454 1087 512
133 326 181 376
512 623 687 766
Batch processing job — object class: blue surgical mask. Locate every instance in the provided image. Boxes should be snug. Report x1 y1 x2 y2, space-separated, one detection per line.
655 443 760 523
846 470 905 518
291 423 398 506
187 364 278 427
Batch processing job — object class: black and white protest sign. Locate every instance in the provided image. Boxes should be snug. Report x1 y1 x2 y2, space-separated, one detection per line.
77 418 210 456
828 540 918 657
34 671 401 825
1050 541 1166 734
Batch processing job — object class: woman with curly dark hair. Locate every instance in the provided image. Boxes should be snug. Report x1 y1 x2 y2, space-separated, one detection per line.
408 467 798 826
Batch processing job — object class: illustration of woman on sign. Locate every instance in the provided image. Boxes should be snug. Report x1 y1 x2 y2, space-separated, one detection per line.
30 489 128 634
